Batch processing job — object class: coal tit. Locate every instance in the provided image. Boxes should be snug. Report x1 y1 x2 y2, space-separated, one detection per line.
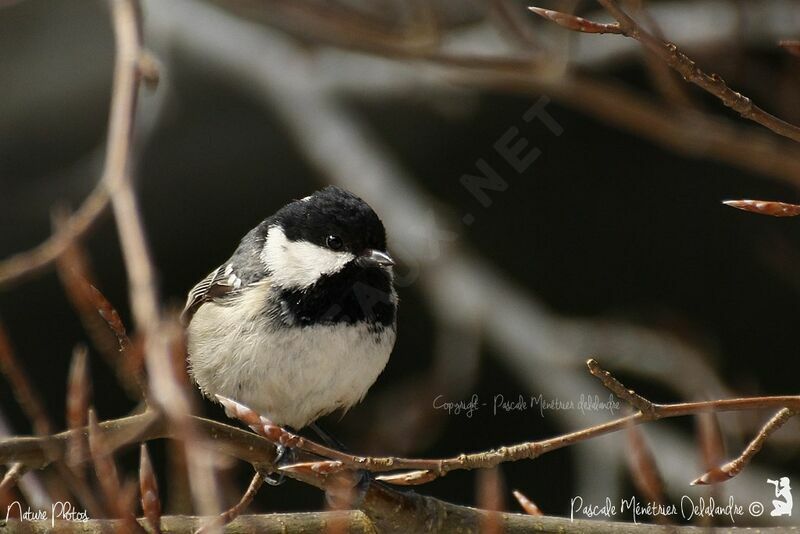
183 186 397 430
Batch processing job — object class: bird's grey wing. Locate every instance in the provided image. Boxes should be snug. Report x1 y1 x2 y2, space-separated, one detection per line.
181 263 243 323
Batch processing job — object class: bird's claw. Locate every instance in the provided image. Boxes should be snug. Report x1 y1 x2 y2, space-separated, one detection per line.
264 444 294 486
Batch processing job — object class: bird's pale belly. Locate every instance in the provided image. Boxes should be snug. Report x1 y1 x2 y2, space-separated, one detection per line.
186 292 395 429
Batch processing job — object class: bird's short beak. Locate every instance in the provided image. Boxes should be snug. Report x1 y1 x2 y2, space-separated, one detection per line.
359 249 395 267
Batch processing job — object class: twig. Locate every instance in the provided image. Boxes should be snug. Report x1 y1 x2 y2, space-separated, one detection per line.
0 371 101 516
0 186 110 288
215 357 800 485
632 4 696 111
488 0 539 49
196 470 264 534
588 1 800 143
54 234 142 398
723 199 800 217
87 409 123 517
66 345 90 470
85 412 146 533
323 467 359 534
528 7 621 35
459 66 800 188
139 443 161 534
476 467 505 534
0 373 798 531
105 0 222 518
695 411 725 480
208 0 446 58
0 322 53 435
0 463 28 495
691 408 797 485
511 489 542 516
587 358 657 418
625 426 668 524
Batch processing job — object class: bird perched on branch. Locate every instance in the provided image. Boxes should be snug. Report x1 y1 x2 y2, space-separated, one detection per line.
183 186 397 432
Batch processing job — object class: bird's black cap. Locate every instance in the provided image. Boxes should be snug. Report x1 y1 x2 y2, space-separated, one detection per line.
275 186 388 254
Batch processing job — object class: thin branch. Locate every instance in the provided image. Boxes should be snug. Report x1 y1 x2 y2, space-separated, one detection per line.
633 5 696 111
196 471 264 534
139 444 161 534
695 411 725 480
54 233 141 398
0 322 53 435
625 426 668 525
476 467 505 534
511 489 543 516
488 0 539 49
215 358 800 485
66 345 90 470
442 60 800 189
528 3 800 143
691 408 797 485
592 1 800 143
105 0 222 518
0 360 798 530
0 463 28 495
528 7 621 35
0 186 110 288
87 409 126 522
587 358 657 418
723 199 800 217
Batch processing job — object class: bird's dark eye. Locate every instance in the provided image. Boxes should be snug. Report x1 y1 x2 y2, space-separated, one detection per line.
326 235 343 250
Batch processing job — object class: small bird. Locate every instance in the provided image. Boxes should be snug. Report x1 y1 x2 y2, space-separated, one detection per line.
183 186 397 431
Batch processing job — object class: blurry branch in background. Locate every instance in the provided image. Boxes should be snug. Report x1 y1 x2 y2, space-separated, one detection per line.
54 226 143 399
106 0 222 521
780 40 800 57
194 470 264 534
624 426 668 524
138 444 161 534
0 324 53 436
0 5 160 289
0 185 110 288
200 0 800 189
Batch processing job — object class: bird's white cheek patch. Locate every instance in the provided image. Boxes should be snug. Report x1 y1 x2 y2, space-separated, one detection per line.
261 226 355 289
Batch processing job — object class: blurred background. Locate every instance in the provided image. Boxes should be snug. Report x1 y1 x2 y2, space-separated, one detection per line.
1 0 800 526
